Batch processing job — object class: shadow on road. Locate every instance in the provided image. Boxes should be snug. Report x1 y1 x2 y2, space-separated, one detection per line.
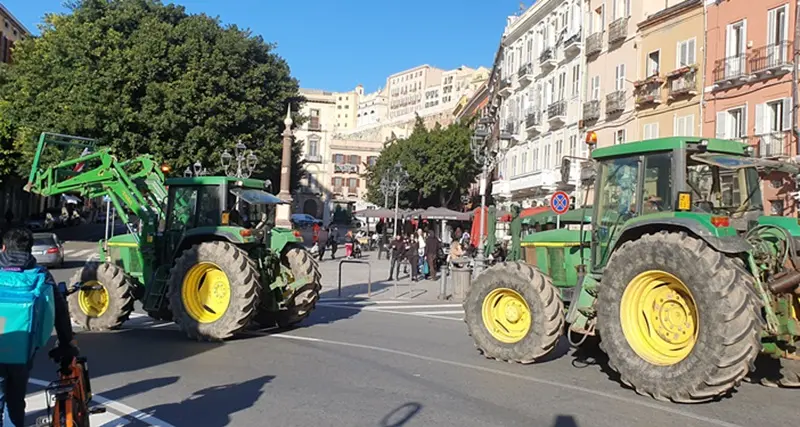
381 402 422 427
143 375 274 426
31 328 221 382
93 376 180 401
552 415 580 427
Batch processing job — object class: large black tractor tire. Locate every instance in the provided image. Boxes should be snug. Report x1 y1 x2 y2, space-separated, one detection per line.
68 262 135 331
463 261 564 363
167 241 262 341
597 231 762 403
261 245 323 328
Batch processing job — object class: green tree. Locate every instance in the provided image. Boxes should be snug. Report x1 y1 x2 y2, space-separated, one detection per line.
1 0 304 190
364 116 480 209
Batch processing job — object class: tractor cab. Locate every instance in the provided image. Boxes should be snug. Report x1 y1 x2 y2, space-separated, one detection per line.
161 176 294 255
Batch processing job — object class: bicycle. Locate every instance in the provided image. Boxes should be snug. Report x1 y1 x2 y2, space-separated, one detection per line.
36 283 106 427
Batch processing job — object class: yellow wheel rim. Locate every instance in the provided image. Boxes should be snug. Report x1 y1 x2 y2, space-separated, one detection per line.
77 280 109 318
620 270 699 366
181 262 231 323
481 288 531 343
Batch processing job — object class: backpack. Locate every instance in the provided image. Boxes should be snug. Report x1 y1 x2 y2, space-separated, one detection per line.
0 265 55 364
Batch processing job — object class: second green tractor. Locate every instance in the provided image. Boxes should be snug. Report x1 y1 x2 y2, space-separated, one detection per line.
25 132 322 341
465 136 800 403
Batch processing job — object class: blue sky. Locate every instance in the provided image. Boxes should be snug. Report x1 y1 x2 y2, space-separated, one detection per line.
3 0 525 93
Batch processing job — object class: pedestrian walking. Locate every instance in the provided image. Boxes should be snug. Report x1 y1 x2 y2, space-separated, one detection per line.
426 231 440 280
408 235 420 282
317 226 329 261
344 231 354 258
328 226 339 259
387 234 405 280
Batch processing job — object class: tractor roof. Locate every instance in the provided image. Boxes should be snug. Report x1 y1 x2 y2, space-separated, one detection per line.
165 176 267 189
590 137 747 160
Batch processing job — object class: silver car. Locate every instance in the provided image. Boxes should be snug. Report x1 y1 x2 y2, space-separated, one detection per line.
31 233 65 268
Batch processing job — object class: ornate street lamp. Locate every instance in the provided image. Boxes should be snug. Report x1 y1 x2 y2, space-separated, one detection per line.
184 160 208 177
221 140 258 179
471 122 509 275
379 175 392 208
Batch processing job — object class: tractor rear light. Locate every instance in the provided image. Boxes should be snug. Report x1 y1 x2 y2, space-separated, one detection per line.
46 247 59 254
292 230 301 238
710 216 730 227
239 229 252 237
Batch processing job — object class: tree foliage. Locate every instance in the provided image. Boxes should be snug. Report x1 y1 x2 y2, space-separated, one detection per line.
364 116 480 209
0 0 305 189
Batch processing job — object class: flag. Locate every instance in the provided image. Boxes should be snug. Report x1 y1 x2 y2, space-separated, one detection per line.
73 147 91 172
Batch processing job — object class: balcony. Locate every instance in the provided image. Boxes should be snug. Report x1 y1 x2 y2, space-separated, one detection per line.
307 118 321 131
586 32 602 57
305 154 322 163
608 17 629 45
563 30 582 58
667 68 698 99
518 63 534 86
333 163 359 174
583 100 600 122
749 41 793 77
525 111 542 135
547 100 567 127
501 122 517 139
498 77 512 97
751 132 792 158
606 91 626 115
634 77 663 107
539 48 556 74
712 55 750 87
333 186 344 195
492 179 511 198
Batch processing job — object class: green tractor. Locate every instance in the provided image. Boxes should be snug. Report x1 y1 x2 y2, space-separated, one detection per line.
25 132 321 341
464 136 800 402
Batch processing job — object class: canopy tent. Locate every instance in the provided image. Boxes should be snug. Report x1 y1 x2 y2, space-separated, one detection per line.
353 208 396 218
418 207 472 221
520 206 550 218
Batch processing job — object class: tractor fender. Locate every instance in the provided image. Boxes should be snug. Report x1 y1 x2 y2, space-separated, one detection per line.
613 218 752 255
173 229 247 258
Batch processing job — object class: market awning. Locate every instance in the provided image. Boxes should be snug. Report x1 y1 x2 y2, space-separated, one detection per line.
418 207 472 221
353 208 396 218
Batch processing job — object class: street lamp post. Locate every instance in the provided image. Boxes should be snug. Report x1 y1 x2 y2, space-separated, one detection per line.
380 176 392 209
382 161 408 238
276 105 294 228
470 124 510 275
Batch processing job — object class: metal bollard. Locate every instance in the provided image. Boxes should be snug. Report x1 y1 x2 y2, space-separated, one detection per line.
439 261 448 300
337 259 372 298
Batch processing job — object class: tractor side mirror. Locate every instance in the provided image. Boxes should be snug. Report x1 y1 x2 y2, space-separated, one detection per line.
560 158 571 184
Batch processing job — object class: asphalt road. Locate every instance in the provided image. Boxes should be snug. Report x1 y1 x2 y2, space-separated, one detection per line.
24 228 798 427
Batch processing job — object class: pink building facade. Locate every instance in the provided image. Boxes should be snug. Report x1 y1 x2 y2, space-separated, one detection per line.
703 0 798 216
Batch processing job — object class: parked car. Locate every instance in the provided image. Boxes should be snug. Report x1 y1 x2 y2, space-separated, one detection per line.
31 233 64 268
291 213 322 228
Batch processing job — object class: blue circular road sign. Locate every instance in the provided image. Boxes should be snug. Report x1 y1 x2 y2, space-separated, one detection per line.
550 191 570 215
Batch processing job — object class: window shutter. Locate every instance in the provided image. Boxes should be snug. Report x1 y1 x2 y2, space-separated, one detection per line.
673 116 680 137
687 115 695 137
716 112 727 138
768 8 777 45
755 104 766 135
688 39 696 65
782 98 792 131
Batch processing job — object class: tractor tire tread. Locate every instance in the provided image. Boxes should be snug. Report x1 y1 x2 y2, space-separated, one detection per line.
167 241 262 341
463 261 564 364
67 262 135 331
597 231 761 403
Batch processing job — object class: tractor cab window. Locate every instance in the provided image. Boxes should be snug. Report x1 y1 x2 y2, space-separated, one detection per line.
642 152 673 214
686 154 763 216
227 188 280 229
167 185 222 230
593 155 640 268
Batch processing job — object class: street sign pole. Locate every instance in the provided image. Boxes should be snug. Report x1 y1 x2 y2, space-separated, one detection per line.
550 191 570 228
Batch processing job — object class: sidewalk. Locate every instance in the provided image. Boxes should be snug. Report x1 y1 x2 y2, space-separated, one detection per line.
315 251 463 302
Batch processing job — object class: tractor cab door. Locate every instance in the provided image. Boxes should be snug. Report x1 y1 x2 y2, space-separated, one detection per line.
164 185 223 257
591 152 674 271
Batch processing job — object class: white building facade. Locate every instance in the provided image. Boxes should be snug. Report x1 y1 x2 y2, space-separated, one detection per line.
492 0 587 209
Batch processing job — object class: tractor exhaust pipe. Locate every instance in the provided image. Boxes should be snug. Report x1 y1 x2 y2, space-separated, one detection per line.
768 270 800 294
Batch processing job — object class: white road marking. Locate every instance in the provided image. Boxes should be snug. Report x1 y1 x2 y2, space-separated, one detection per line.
316 302 463 321
318 299 418 305
27 378 176 427
270 334 743 427
409 310 464 315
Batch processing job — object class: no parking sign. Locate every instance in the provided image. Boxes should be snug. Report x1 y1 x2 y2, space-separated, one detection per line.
550 191 569 228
